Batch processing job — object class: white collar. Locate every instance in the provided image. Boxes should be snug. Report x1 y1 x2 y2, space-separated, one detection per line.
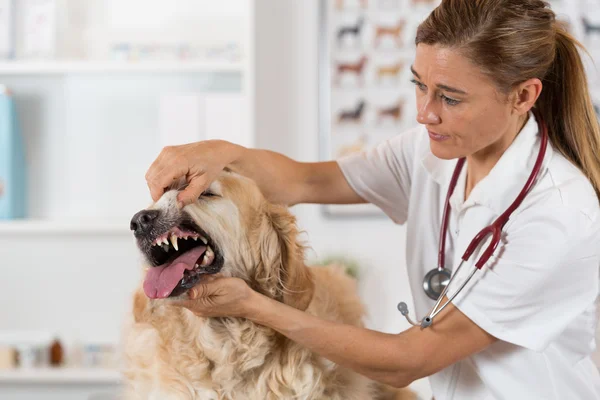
421 111 555 215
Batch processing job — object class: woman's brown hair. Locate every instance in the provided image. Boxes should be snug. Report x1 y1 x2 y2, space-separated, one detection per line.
416 0 600 200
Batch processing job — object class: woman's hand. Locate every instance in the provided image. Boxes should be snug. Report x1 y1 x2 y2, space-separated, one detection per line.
145 140 243 207
171 275 256 318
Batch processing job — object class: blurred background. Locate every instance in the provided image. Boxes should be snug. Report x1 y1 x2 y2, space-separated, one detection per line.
0 0 598 399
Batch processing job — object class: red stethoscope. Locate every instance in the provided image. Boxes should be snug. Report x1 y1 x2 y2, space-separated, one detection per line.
398 109 549 329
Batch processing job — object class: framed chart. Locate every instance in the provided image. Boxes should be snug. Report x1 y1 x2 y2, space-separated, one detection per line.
318 0 441 217
318 0 600 218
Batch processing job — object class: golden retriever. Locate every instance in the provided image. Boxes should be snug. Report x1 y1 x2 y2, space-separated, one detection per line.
120 171 416 400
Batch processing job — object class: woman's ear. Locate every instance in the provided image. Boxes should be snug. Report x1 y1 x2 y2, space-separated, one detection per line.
512 77 543 115
253 203 314 311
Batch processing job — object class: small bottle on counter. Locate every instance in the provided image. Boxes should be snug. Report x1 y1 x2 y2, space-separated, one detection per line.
0 346 16 369
49 338 63 366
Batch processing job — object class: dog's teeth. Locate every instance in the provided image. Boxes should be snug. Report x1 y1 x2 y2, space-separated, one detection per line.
162 243 169 252
194 263 199 268
162 238 169 246
192 237 198 241
170 235 179 251
202 247 215 266
200 236 208 245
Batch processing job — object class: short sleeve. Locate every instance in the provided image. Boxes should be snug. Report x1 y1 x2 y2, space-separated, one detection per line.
336 126 422 224
447 206 600 352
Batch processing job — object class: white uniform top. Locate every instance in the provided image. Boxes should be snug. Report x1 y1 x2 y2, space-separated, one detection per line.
337 111 600 399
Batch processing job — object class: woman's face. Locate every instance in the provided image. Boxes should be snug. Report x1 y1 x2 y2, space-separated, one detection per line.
412 44 519 161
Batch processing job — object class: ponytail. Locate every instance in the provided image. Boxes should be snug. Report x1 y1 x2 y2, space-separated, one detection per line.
536 24 600 200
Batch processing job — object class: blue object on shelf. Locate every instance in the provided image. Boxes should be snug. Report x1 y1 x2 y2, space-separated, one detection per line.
0 85 27 219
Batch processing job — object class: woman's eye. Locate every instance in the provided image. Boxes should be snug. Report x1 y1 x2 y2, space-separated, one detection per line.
411 78 460 105
442 95 460 106
410 78 426 92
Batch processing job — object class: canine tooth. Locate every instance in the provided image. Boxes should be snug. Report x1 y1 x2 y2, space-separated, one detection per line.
170 235 179 251
202 247 215 265
200 236 208 244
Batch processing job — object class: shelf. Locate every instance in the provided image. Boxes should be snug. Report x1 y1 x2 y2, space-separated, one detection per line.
0 367 121 384
0 60 245 75
0 219 131 235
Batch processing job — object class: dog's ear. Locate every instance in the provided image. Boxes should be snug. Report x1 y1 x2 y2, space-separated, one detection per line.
253 203 314 311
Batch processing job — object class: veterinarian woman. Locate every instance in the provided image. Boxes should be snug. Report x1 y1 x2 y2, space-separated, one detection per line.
144 1 600 398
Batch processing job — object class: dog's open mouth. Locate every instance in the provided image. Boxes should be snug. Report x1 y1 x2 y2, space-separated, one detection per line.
142 220 223 299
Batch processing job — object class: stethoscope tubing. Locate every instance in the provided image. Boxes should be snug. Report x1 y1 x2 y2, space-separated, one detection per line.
399 109 549 329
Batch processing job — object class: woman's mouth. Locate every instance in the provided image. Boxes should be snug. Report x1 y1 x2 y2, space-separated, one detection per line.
428 130 450 142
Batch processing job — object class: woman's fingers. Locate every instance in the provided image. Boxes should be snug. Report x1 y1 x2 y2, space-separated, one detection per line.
145 149 190 202
169 280 220 315
177 174 210 207
187 275 221 299
145 142 230 205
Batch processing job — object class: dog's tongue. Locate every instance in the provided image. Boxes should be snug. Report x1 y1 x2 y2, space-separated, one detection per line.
143 245 206 299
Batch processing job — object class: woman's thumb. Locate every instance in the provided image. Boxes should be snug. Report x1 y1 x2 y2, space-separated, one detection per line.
177 176 209 207
189 283 212 299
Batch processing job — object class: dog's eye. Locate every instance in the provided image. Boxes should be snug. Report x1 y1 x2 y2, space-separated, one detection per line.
200 191 218 198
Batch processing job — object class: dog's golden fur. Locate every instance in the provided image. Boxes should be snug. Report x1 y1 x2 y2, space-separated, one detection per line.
121 172 416 400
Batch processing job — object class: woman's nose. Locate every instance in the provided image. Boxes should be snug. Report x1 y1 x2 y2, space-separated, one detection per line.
416 99 441 125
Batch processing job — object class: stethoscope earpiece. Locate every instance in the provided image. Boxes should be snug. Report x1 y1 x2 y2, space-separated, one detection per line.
397 302 409 316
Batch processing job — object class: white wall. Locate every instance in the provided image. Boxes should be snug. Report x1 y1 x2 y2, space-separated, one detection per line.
255 0 415 336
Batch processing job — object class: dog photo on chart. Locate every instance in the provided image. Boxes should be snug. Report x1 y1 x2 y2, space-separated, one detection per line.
336 15 366 49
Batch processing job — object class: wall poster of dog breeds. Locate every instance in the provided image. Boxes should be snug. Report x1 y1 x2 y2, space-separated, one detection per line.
319 0 441 217
318 0 600 218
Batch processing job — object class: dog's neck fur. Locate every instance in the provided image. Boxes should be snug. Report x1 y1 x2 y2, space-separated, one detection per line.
127 261 319 399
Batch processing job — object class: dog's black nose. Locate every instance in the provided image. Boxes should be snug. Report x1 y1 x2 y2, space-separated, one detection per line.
130 210 160 236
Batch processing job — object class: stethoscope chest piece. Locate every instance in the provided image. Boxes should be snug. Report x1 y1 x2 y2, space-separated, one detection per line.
423 267 451 300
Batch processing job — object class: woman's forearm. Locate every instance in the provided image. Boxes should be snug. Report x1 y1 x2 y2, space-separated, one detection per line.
228 145 365 206
245 291 420 388
228 146 309 205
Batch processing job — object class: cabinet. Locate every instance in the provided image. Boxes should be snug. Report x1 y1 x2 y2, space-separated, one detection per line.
0 1 255 398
